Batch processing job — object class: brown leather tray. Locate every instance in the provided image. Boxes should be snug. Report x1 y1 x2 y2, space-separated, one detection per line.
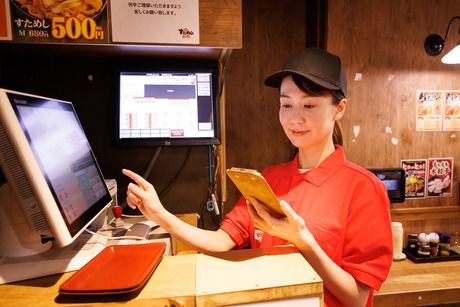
59 242 166 296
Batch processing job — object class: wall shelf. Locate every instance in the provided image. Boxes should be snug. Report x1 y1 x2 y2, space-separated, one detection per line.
0 0 242 61
391 205 460 222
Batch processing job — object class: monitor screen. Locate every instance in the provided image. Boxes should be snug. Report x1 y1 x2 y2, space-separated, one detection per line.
116 69 220 146
0 89 112 248
368 168 405 203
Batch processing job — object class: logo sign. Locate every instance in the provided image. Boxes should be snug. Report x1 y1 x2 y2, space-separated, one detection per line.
110 0 199 44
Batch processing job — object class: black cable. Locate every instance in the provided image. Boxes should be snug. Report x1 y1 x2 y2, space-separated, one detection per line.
0 167 7 186
209 52 230 225
143 146 162 180
199 198 207 229
158 146 192 198
193 54 232 229
210 208 221 227
205 145 223 228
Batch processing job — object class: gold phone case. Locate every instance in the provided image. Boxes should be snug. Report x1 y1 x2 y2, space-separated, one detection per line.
226 167 284 217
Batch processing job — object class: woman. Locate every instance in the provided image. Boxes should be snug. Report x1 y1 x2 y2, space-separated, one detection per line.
123 47 393 307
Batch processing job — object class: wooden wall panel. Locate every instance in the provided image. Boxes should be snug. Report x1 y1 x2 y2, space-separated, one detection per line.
327 0 460 238
223 0 306 213
199 0 242 48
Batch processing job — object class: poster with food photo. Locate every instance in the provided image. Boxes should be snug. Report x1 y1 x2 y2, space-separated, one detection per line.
1 0 12 40
401 159 427 199
443 90 460 131
9 0 108 44
427 157 454 197
416 90 443 131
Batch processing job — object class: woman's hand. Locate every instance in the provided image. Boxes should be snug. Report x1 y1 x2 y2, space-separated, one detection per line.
249 198 370 306
247 197 315 249
122 168 166 220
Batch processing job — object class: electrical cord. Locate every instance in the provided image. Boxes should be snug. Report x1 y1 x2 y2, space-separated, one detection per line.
119 147 163 211
199 145 222 229
199 198 207 229
120 146 189 212
121 213 146 218
204 52 230 226
143 146 162 180
85 228 150 243
158 146 192 198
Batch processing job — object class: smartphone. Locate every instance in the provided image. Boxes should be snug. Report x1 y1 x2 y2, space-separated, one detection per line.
226 167 285 217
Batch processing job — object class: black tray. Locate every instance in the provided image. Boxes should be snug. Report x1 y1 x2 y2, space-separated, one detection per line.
403 248 460 263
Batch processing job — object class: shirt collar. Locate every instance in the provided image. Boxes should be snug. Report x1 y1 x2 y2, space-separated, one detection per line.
289 145 347 186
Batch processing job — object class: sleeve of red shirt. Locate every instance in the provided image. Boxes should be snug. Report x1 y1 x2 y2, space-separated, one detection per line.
220 196 251 249
342 181 393 291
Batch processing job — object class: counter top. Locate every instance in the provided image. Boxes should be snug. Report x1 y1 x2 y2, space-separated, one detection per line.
0 245 323 307
375 259 460 306
195 246 323 306
0 253 197 307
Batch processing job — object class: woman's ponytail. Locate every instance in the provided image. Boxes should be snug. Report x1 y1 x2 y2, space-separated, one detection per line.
333 122 343 146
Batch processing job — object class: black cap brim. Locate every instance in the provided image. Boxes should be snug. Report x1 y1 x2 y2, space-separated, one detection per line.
264 70 341 92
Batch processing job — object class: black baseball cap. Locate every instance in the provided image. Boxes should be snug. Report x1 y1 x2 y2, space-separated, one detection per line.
264 47 347 97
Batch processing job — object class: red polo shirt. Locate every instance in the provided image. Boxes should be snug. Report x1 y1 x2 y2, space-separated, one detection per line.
220 145 393 307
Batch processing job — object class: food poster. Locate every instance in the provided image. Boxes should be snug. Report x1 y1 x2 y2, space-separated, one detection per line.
401 159 427 199
416 90 443 131
443 90 460 131
1 0 12 40
427 157 454 197
9 0 108 44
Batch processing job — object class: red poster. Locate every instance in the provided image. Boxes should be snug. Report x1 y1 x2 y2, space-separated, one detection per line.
427 158 454 197
401 159 427 199
9 0 108 44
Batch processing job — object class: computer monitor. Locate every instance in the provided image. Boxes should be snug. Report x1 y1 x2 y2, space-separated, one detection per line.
116 67 220 146
0 88 113 259
368 168 405 203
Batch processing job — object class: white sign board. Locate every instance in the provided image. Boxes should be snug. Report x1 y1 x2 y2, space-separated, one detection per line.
110 0 199 45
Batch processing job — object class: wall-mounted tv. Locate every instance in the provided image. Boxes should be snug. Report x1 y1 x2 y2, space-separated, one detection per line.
368 168 405 203
115 65 220 146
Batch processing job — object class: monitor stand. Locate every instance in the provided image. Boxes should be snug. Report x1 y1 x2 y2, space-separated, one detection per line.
0 182 52 258
0 183 108 284
0 231 107 284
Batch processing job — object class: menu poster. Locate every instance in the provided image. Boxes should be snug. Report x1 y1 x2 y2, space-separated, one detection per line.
401 159 427 199
0 0 11 40
443 90 460 131
427 158 454 197
416 90 443 131
9 0 108 44
110 0 200 44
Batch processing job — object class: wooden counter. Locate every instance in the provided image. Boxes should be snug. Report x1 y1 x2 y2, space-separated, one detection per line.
0 245 323 307
195 246 323 306
0 253 196 307
375 259 460 306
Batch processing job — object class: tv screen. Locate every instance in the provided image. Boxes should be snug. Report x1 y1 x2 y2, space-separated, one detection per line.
368 168 405 203
116 68 220 146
